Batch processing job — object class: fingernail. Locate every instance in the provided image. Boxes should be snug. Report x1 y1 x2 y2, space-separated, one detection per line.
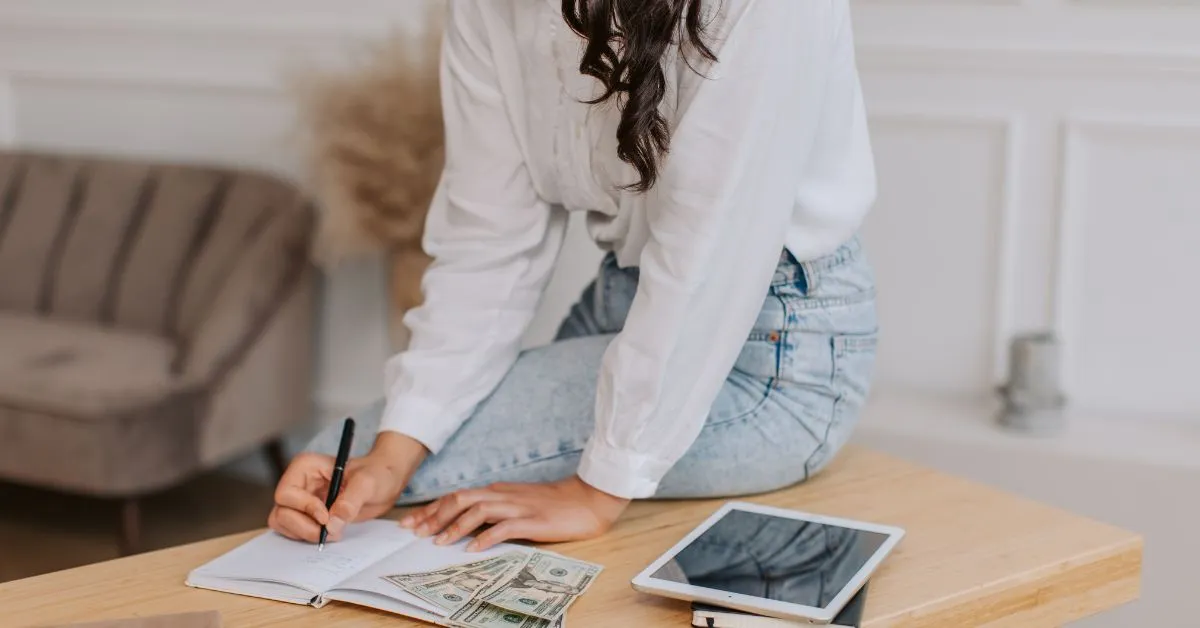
399 516 413 528
329 517 346 537
434 533 448 545
466 541 480 552
415 524 429 537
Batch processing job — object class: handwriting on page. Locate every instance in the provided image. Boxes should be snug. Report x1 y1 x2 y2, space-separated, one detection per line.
298 551 372 579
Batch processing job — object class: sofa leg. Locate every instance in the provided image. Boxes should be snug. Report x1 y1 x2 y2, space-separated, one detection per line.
118 498 141 556
264 439 289 482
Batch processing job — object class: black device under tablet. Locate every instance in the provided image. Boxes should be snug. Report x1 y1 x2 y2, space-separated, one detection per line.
692 583 869 627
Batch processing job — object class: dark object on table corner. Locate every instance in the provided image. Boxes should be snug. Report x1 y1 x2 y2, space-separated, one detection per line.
692 583 869 628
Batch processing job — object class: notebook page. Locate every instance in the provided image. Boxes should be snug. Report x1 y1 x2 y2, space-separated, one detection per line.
329 536 530 616
188 520 416 595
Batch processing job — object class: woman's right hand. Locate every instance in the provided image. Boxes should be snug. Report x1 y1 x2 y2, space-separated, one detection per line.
268 432 428 543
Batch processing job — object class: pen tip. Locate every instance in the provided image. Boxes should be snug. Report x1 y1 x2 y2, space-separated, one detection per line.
318 543 325 552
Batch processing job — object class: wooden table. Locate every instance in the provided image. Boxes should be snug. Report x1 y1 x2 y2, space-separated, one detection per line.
1 447 1142 627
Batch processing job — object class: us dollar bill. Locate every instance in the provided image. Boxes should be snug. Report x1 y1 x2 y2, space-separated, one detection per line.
472 551 601 621
447 598 551 628
385 551 526 589
382 551 526 613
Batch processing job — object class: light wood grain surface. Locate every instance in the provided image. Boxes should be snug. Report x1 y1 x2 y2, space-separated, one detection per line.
39 611 223 628
0 447 1142 628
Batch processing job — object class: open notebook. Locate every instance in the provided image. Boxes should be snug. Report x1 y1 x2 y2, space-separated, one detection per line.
186 520 552 626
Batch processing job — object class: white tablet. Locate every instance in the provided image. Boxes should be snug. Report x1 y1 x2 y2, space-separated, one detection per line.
631 501 905 625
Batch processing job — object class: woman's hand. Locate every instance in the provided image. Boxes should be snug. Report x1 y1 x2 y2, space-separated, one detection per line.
268 432 427 543
399 476 630 552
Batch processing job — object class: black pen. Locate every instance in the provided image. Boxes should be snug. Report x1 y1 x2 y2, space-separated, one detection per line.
319 417 356 552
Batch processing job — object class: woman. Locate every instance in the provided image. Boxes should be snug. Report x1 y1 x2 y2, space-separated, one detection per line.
270 0 879 553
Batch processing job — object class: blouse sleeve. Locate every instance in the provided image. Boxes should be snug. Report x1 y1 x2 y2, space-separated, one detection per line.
578 0 845 498
379 1 568 451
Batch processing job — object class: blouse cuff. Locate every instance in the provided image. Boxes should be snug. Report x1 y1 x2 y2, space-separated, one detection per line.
577 439 672 500
379 395 457 455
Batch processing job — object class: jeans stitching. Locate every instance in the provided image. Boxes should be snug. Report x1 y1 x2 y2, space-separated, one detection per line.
773 284 790 389
803 337 842 479
804 334 877 478
803 406 840 480
778 288 876 311
705 377 776 429
771 238 862 288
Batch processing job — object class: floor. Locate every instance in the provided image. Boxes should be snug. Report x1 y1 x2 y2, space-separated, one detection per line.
0 473 274 584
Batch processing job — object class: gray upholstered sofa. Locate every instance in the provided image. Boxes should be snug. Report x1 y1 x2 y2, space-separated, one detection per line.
0 150 316 553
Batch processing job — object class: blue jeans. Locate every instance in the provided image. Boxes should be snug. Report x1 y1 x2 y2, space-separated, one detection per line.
307 237 878 504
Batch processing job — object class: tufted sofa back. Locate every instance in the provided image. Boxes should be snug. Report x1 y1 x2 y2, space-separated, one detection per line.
0 152 309 341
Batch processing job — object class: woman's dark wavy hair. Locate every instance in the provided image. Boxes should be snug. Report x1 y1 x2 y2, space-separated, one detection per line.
562 0 717 193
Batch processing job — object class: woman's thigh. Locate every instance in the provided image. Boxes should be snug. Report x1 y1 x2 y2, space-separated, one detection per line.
303 335 611 503
304 337 849 504
402 337 838 502
304 239 878 504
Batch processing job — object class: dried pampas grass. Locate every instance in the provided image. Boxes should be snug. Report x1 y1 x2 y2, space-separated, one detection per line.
290 7 445 347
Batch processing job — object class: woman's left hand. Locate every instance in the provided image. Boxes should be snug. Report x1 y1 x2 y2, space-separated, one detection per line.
398 476 630 552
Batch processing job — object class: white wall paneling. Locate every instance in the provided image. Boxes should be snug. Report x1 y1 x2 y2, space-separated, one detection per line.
1056 116 1200 418
0 78 13 145
9 74 296 170
2 0 1200 424
851 2 1200 52
855 47 1200 80
860 111 1016 396
854 4 1200 412
0 1 425 35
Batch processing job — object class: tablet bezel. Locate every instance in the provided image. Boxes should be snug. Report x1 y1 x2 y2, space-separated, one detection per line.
630 501 905 624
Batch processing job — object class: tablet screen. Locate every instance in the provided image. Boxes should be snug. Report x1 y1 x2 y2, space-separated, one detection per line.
649 509 890 610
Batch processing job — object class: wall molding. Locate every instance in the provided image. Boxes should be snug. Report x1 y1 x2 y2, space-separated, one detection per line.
867 109 1019 387
1054 113 1200 398
856 45 1200 79
856 0 1024 6
4 46 1199 94
0 3 432 39
1068 0 1200 7
4 68 283 97
0 79 13 145
3 9 1200 82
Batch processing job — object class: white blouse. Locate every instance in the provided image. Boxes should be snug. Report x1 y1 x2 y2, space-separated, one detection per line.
380 0 877 499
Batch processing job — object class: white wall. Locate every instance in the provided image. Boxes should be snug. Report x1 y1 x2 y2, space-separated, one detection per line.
2 0 1198 623
5 0 1196 424
853 2 1200 416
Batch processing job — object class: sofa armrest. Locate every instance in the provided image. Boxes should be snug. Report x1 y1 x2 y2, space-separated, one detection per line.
177 202 315 385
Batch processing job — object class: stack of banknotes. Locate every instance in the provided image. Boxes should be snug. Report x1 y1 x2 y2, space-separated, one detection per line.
383 550 603 628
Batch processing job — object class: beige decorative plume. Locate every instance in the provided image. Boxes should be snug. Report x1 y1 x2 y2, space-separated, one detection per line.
291 6 445 348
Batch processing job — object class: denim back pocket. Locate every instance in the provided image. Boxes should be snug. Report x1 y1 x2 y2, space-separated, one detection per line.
833 333 878 405
731 283 791 382
802 332 879 476
766 239 880 476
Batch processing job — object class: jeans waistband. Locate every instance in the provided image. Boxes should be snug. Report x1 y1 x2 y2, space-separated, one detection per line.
773 235 863 289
